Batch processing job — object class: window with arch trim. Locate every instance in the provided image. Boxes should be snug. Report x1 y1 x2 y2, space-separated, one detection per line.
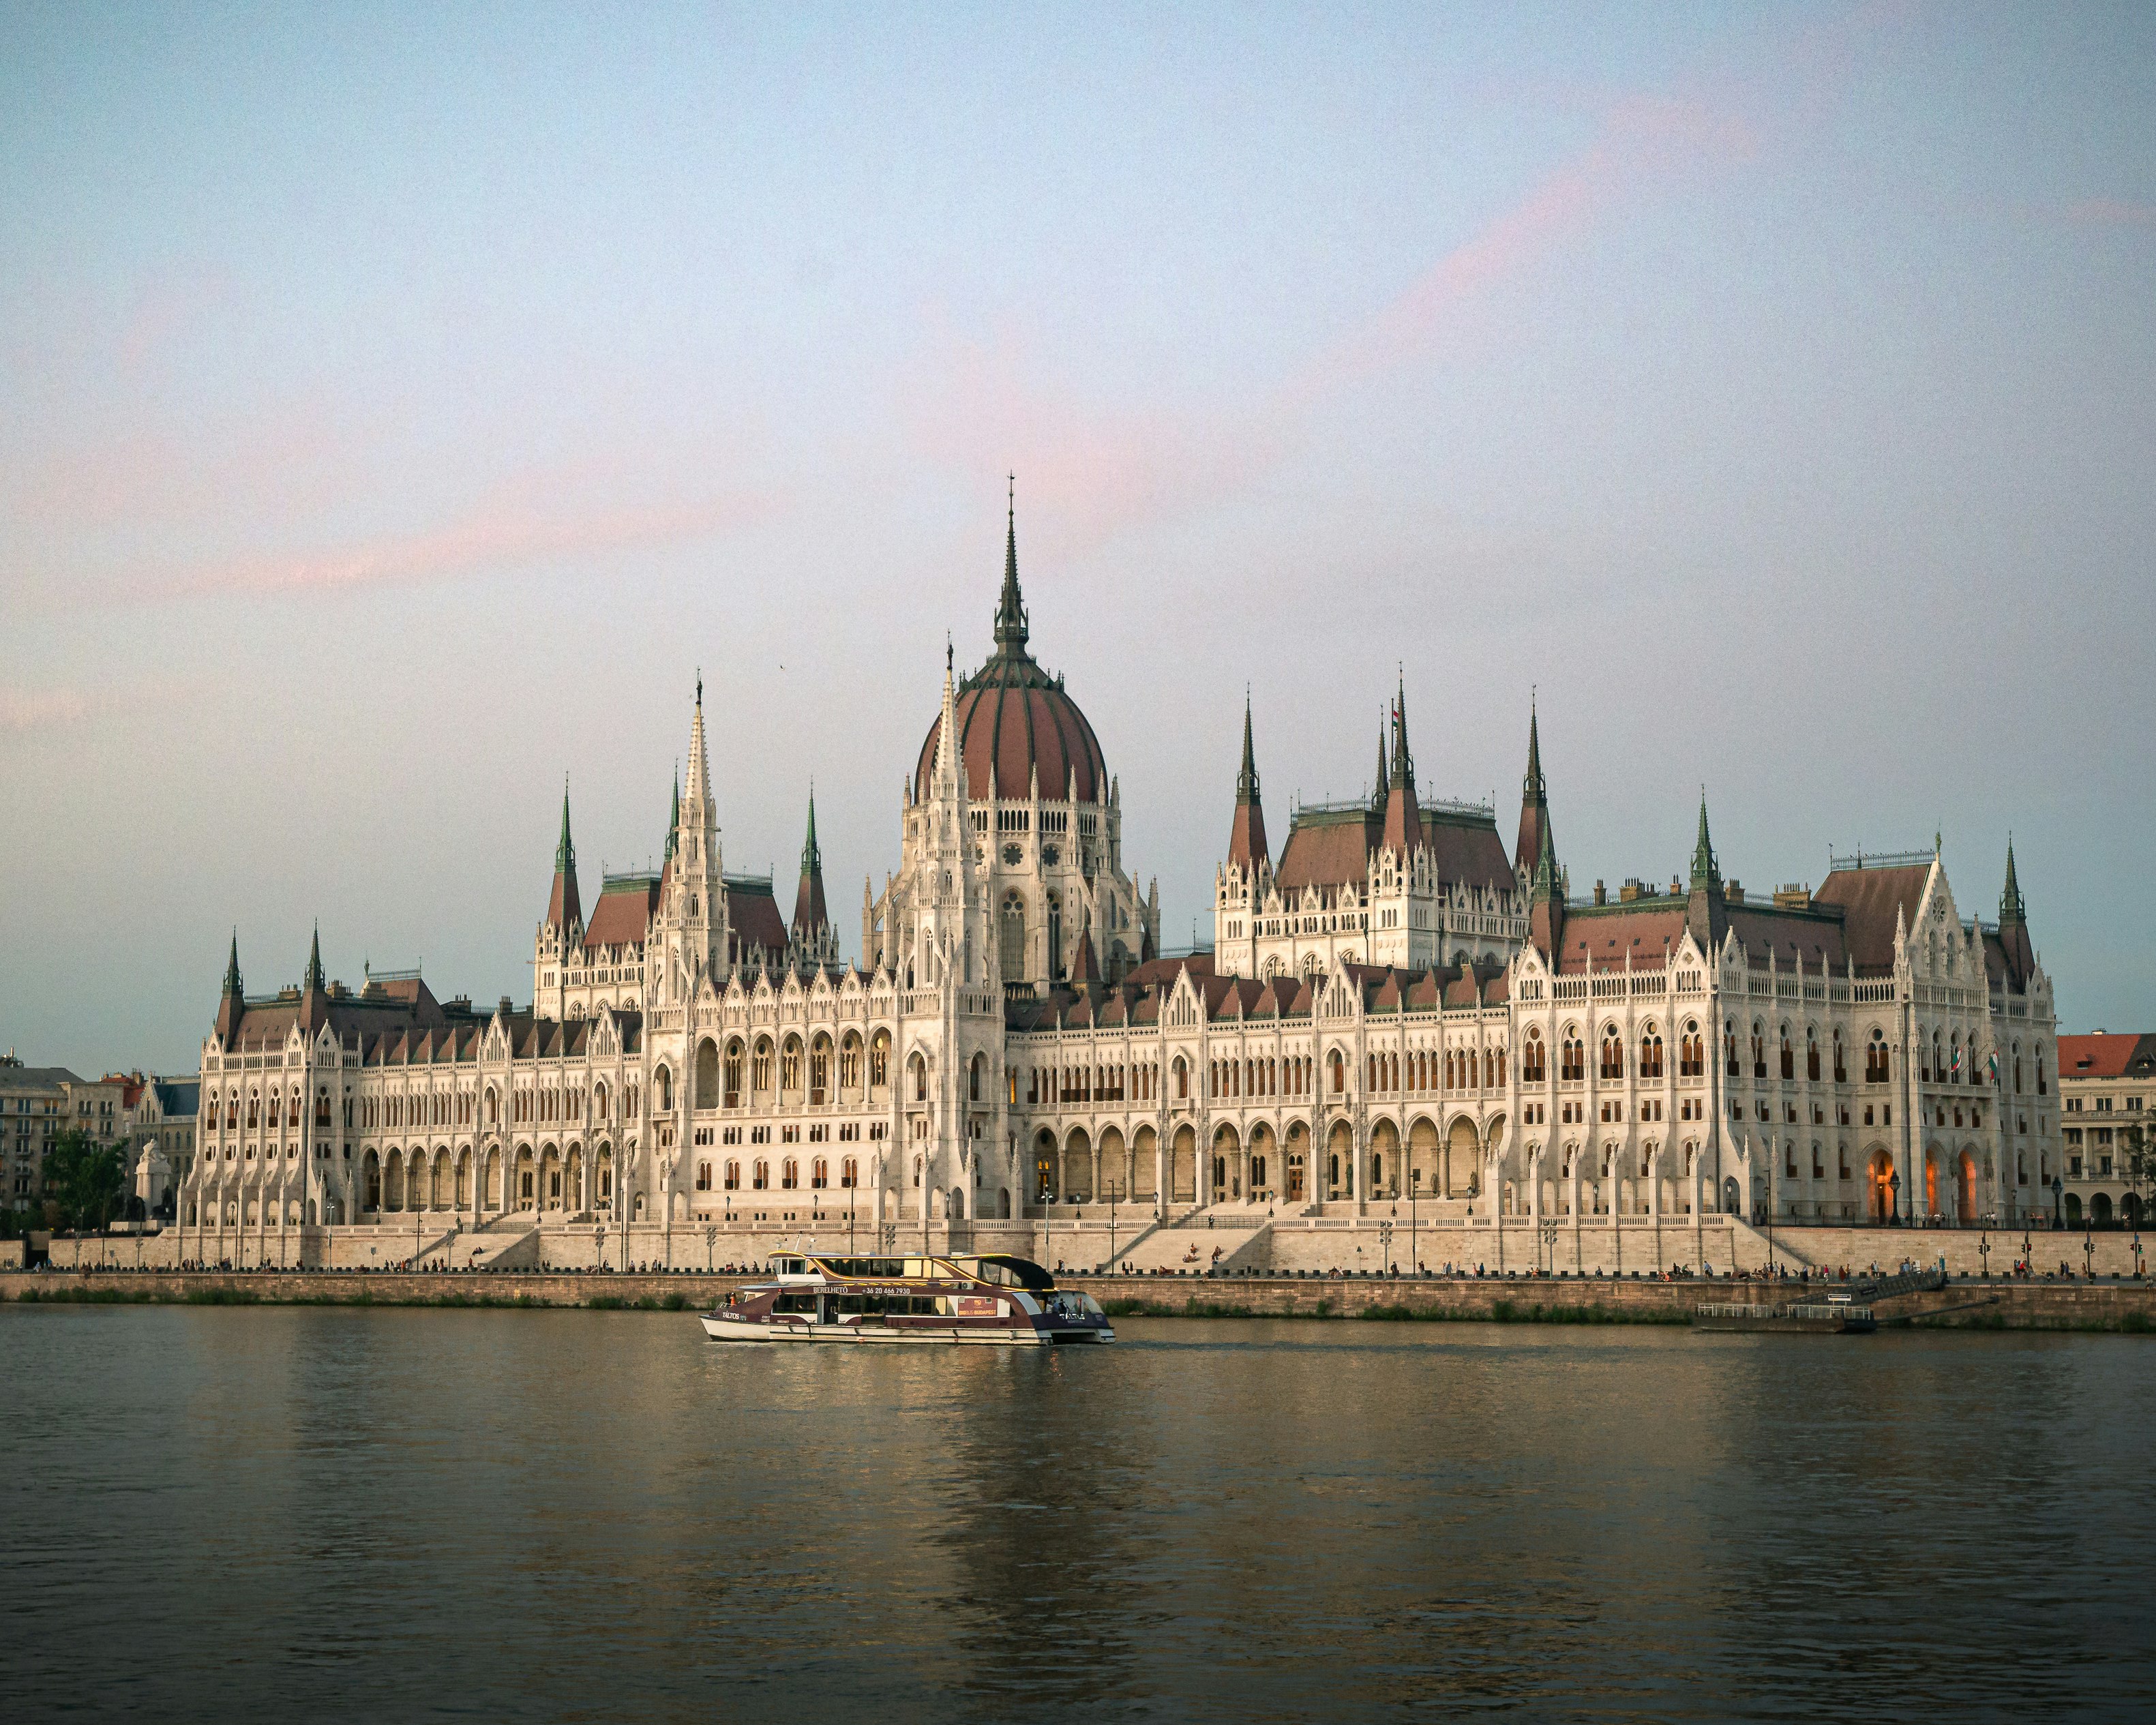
1522 1032 1546 1084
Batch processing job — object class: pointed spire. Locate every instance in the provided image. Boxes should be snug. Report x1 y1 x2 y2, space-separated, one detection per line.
993 472 1030 659
665 766 680 862
305 923 325 992
1389 670 1413 790
1228 693 1270 873
1689 790 1721 893
1371 725 1388 814
1514 696 1552 876
687 680 713 817
792 788 829 943
546 778 582 930
223 931 243 997
1999 837 2026 926
1236 692 1259 806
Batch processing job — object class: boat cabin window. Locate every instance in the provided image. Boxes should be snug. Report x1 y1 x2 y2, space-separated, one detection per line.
773 1257 808 1276
772 1292 817 1314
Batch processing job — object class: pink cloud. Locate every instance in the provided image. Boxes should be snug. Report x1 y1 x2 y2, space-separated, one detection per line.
143 485 785 605
0 687 91 734
2061 198 2156 228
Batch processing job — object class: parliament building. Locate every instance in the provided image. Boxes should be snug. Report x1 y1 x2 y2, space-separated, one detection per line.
173 507 2061 1272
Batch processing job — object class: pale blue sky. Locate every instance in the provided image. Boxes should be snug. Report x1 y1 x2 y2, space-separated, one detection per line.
3 2 2152 1075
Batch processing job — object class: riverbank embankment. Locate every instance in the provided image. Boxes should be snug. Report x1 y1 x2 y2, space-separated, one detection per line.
5 1270 2152 1331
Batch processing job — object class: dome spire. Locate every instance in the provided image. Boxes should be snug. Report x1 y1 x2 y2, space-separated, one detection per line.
993 472 1030 660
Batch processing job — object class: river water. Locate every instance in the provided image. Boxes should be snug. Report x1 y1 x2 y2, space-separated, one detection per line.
1 1308 2150 1722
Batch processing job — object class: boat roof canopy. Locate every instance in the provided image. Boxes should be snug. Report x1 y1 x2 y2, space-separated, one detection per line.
965 1254 1055 1290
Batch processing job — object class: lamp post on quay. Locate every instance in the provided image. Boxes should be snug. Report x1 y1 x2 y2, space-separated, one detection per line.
1889 1169 1902 1229
2052 1173 2064 1231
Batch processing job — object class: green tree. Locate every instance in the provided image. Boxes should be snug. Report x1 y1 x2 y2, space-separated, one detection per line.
2125 1124 2156 1222
42 1130 127 1232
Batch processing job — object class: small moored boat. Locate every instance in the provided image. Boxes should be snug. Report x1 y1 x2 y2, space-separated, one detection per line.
700 1250 1114 1345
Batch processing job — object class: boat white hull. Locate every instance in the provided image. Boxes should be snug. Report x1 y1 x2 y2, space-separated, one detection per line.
700 1313 1112 1346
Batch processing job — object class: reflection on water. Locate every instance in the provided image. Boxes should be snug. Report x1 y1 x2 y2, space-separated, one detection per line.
3 1310 2151 1722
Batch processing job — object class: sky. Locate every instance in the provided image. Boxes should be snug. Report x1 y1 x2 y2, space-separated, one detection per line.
3 1 2153 1077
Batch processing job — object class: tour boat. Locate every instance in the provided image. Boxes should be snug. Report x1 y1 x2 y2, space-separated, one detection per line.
700 1250 1115 1346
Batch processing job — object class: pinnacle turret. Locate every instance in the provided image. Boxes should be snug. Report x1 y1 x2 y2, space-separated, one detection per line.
792 789 829 945
223 931 243 997
304 924 325 992
1515 699 1552 876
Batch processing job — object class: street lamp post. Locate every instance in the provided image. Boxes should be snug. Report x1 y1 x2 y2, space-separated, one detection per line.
1108 1182 1120 1272
704 1223 718 1274
2052 1173 2064 1231
1411 1168 1421 1276
1978 1230 1990 1281
2084 1220 2095 1281
1889 1169 1902 1229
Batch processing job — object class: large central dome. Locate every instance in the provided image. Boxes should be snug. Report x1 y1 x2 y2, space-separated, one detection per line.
915 509 1107 805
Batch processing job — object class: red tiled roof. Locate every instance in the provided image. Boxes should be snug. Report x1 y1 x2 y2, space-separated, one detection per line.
916 678 1107 805
584 878 658 951
1274 807 1514 895
1812 863 1928 974
2058 1033 2156 1079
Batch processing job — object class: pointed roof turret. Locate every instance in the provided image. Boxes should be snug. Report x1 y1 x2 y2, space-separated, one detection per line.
1068 907 1101 986
305 924 325 992
792 790 828 941
215 931 245 1042
1381 676 1422 854
1227 693 1270 872
1515 697 1551 875
1688 792 1721 894
1686 792 1728 954
1371 725 1389 815
299 923 331 1034
1993 835 2036 991
665 767 680 862
545 779 582 930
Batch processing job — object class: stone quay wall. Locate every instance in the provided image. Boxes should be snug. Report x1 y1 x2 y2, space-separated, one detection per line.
5 1268 2151 1332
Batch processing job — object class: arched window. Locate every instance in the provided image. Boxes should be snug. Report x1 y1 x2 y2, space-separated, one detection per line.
869 1032 890 1089
970 1053 983 1104
841 1156 857 1188
1752 1024 1767 1079
1779 1027 1794 1081
910 1053 928 1103
1174 1058 1189 1100
1329 1051 1345 1094
695 1160 712 1191
811 1157 828 1189
724 1160 740 1190
752 1038 773 1093
723 1041 743 1107
1522 1032 1546 1084
1679 1023 1702 1078
1600 1029 1624 1081
1639 1028 1663 1079
1866 1031 1890 1084
696 1038 719 1105
1001 893 1028 983
840 1033 861 1091
781 1037 803 1093
1561 1032 1584 1083
1806 1028 1821 1082
810 1035 830 1105
654 1066 673 1112
1831 1032 1845 1085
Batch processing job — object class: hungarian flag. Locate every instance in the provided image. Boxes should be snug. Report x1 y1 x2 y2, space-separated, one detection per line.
1986 1049 1999 1086
1951 1043 1963 1079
